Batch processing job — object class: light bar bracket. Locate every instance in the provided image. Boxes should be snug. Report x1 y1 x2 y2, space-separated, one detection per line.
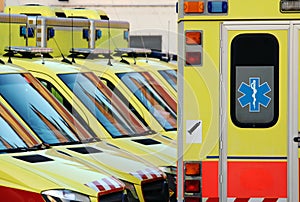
5 46 53 54
115 48 152 55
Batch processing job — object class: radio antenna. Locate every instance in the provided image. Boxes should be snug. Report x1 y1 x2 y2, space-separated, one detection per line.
107 20 112 66
8 8 12 63
71 14 75 63
53 37 72 64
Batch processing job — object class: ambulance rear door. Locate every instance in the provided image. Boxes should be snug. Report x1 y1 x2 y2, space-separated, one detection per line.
220 21 298 201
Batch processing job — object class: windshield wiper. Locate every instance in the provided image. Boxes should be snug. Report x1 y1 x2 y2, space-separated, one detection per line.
80 137 100 143
136 129 156 136
0 147 29 153
50 140 82 146
29 143 51 150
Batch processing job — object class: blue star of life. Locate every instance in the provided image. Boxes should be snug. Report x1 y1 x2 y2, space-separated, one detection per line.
238 77 271 112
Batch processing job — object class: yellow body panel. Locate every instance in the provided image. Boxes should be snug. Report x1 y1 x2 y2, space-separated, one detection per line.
63 8 107 20
4 5 64 17
182 21 220 161
0 13 27 56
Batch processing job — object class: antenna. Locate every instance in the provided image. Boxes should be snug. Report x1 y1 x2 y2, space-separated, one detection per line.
53 37 72 64
8 8 12 63
167 20 170 62
140 36 147 64
107 20 112 66
71 14 75 63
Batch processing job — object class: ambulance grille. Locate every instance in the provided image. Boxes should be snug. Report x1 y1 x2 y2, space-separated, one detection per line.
98 191 125 202
142 179 169 202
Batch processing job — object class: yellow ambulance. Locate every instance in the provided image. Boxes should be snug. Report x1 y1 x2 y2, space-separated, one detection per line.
0 72 126 201
5 5 129 52
177 0 300 201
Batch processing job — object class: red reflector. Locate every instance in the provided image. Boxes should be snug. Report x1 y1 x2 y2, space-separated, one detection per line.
185 180 200 193
184 1 204 13
185 197 201 202
185 162 201 176
186 32 201 45
186 52 201 65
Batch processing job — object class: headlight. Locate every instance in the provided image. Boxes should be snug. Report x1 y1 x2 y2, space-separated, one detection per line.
122 181 139 201
42 189 91 202
159 166 177 175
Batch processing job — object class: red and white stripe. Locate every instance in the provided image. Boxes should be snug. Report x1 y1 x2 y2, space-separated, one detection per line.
202 198 287 202
130 168 164 180
85 177 123 192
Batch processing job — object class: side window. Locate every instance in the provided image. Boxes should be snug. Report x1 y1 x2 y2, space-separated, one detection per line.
39 79 72 112
230 33 279 128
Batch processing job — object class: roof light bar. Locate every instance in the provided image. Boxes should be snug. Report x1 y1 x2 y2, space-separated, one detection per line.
115 48 152 54
6 46 53 53
280 0 300 12
70 48 111 55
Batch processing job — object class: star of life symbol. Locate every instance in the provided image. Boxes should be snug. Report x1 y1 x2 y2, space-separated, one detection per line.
238 77 271 112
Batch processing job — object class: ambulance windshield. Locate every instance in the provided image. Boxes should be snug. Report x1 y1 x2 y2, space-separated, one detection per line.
58 72 153 138
0 73 94 145
118 72 177 131
158 69 177 91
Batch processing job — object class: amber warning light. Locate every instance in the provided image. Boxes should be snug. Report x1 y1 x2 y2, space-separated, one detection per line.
184 1 204 13
185 162 201 176
186 32 202 45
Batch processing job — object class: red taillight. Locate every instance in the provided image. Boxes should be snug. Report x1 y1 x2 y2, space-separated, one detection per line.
185 180 200 193
185 197 202 202
186 32 202 45
184 1 204 13
184 162 202 201
186 52 201 65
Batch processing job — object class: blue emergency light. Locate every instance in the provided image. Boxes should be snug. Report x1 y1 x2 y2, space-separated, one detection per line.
207 1 228 13
47 28 55 40
83 29 89 41
95 29 102 40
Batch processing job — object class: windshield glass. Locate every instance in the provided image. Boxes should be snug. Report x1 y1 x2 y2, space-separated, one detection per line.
58 72 151 138
0 102 39 152
158 69 177 91
118 72 177 131
0 73 93 145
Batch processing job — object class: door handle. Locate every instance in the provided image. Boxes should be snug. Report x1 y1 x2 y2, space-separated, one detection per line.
293 137 300 142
